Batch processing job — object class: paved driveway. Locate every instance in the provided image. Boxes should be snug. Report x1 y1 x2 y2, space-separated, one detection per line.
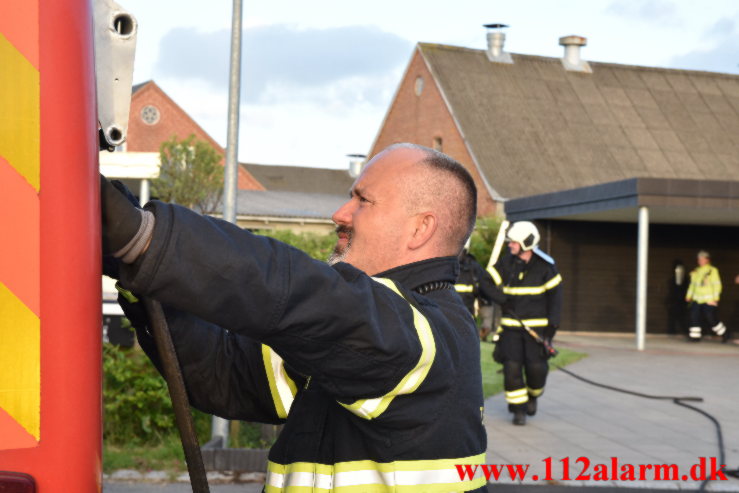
484 333 739 491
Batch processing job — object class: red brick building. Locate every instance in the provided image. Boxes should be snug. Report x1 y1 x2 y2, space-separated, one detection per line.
126 80 263 191
369 49 497 216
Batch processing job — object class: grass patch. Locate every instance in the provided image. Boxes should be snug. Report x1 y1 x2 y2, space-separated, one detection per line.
103 421 272 474
104 434 186 474
480 341 587 399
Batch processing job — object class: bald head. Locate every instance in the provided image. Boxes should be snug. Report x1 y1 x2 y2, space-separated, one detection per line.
330 143 477 274
387 143 477 255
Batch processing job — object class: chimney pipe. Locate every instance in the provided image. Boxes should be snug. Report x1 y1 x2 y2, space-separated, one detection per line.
484 24 513 64
559 35 591 73
347 154 366 178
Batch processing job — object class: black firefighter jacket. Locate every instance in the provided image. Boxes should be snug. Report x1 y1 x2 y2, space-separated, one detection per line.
489 252 563 332
118 201 488 492
455 252 505 315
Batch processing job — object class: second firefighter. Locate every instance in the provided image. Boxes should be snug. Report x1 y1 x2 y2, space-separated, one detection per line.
489 221 563 426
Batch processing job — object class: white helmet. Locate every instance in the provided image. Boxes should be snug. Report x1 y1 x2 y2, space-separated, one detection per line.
506 221 540 252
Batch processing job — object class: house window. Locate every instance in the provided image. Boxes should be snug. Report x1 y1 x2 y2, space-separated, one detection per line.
433 136 443 152
414 76 424 96
141 105 160 125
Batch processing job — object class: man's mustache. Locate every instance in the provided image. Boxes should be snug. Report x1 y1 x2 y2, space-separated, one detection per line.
336 226 353 237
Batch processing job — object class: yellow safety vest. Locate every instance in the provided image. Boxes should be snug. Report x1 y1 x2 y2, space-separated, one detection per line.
686 265 722 304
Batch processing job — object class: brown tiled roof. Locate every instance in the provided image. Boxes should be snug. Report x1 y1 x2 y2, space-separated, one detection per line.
419 43 739 199
242 163 354 196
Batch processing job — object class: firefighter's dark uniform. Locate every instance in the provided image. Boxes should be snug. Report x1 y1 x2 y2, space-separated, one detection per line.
454 251 502 316
117 202 488 492
489 252 562 409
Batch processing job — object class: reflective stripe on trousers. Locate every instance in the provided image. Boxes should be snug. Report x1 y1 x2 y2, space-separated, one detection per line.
500 317 548 328
527 386 544 398
505 388 528 404
265 453 487 492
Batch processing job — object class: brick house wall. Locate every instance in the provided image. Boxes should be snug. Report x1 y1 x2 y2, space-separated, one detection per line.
126 81 263 190
368 49 496 216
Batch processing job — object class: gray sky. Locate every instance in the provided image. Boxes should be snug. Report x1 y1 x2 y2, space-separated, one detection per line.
121 0 739 169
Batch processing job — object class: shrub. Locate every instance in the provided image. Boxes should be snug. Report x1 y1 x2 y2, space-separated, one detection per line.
470 215 503 267
255 229 336 261
103 343 213 445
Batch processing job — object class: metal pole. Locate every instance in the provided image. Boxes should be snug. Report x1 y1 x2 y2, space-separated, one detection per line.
212 0 243 447
222 0 243 224
139 178 150 205
636 206 649 351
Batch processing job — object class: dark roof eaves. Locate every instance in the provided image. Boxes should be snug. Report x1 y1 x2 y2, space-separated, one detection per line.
506 177 739 221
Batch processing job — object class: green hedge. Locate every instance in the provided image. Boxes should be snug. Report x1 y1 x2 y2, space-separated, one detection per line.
254 228 336 261
103 343 212 445
469 215 503 268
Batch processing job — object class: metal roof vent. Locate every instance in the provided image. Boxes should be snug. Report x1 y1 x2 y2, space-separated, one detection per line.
559 35 591 73
484 24 513 64
347 154 366 178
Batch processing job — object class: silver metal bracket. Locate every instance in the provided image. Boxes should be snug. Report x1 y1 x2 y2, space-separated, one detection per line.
93 0 138 148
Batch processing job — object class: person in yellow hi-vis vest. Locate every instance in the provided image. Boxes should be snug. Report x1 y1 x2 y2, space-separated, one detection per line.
685 250 728 342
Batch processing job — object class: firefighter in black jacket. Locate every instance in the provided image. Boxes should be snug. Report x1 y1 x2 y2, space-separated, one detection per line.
489 221 562 426
101 143 488 492
456 244 505 340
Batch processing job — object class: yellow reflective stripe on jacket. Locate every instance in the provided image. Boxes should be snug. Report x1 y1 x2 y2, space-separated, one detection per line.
502 273 562 295
488 266 503 286
262 345 298 419
454 283 474 293
265 453 487 492
501 317 549 328
543 273 563 290
339 277 436 420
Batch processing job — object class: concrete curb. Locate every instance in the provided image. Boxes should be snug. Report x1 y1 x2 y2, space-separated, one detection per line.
104 469 266 484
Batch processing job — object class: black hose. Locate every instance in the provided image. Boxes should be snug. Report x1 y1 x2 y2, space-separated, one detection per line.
551 362 739 492
672 399 739 486
144 298 210 493
552 364 703 402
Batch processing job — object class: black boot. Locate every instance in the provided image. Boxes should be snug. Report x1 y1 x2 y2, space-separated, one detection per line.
512 406 526 426
526 397 537 416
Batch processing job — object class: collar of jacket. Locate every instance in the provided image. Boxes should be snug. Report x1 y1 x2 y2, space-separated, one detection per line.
374 256 459 292
458 252 477 271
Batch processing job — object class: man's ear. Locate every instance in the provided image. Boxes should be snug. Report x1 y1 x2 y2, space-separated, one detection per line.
408 212 437 250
